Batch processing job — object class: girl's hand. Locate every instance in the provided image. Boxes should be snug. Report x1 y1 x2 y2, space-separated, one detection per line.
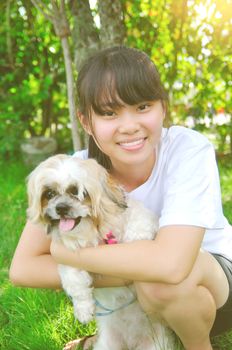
50 240 132 287
50 240 105 267
50 240 79 266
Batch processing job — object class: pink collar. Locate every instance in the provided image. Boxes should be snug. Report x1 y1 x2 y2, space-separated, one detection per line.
104 231 117 244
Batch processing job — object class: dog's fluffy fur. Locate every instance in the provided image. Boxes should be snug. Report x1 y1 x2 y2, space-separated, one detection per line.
27 154 174 350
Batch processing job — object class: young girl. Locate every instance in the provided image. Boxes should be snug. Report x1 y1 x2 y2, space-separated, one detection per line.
10 46 232 350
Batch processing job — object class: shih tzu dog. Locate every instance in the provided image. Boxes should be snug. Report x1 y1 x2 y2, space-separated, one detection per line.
27 154 174 350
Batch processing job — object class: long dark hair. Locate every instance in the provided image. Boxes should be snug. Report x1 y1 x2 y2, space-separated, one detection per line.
77 46 168 170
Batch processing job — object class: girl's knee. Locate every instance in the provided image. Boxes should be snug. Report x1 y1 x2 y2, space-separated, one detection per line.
135 281 182 312
135 280 216 320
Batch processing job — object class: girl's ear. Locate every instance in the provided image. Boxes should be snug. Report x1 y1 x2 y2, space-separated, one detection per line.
77 112 92 135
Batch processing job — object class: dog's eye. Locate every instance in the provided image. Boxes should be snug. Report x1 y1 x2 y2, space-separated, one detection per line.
83 189 89 198
43 189 57 200
68 186 78 196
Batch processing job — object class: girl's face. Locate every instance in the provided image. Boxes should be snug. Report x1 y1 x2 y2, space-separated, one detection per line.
85 100 165 170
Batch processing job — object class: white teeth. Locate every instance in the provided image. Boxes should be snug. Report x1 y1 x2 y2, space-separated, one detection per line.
120 139 144 147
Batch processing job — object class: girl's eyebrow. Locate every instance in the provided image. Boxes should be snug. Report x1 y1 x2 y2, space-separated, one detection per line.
100 101 125 109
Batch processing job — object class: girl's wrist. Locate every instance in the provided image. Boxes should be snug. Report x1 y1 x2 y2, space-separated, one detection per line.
50 241 81 267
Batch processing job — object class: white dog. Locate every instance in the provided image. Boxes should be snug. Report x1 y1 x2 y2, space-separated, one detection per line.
27 154 174 350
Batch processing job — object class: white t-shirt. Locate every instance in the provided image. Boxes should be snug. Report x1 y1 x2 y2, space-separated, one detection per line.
74 126 232 260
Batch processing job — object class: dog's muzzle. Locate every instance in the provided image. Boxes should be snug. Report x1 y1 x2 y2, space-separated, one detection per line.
56 203 70 216
45 202 82 233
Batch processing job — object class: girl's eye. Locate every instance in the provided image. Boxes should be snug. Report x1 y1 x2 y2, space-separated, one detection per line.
102 111 116 117
137 103 151 112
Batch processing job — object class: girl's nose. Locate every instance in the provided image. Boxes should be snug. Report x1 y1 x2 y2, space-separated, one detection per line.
118 114 140 134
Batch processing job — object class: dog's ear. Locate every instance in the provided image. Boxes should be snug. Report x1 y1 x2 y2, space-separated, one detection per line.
26 166 43 223
78 159 105 217
80 158 127 219
104 174 127 210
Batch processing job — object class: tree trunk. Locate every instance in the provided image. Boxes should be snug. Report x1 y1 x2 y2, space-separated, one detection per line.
61 35 81 151
51 2 82 151
52 7 81 151
6 0 14 68
98 0 125 47
31 0 81 151
70 0 100 71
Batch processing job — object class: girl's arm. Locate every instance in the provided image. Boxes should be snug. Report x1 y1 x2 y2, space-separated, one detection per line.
51 225 205 284
9 221 61 288
9 221 130 289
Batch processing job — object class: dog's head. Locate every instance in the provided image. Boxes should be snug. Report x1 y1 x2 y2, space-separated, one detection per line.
27 154 127 235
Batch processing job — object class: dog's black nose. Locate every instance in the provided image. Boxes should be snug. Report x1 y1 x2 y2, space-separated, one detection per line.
56 203 70 216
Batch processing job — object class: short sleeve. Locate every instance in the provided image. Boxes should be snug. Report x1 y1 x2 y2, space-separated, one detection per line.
73 149 88 160
159 136 224 229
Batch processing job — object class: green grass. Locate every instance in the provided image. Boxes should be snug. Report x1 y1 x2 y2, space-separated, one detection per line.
0 156 231 350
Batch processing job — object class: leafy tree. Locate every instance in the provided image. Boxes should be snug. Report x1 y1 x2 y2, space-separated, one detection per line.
1 0 231 158
0 0 69 156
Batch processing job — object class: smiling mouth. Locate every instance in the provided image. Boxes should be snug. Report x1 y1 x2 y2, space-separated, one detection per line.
118 138 146 149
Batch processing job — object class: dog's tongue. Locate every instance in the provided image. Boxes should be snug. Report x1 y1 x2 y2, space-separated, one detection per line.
59 218 75 232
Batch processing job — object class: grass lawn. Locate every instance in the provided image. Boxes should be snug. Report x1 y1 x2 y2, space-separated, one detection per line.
0 155 231 350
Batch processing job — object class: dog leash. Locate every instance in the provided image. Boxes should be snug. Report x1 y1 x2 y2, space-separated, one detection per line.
94 296 136 316
95 231 137 316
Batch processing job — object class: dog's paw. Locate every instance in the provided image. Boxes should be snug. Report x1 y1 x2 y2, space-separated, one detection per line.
73 299 95 324
74 307 95 324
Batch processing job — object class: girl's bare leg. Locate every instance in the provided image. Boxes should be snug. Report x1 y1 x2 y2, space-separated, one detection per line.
160 284 215 350
135 251 229 350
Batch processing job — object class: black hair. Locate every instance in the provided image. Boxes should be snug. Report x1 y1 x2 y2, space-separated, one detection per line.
77 46 168 169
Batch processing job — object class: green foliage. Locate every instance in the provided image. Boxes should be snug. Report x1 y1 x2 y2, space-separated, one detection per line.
0 1 72 158
0 0 231 159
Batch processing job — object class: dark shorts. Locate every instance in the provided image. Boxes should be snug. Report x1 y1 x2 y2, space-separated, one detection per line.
210 254 232 337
